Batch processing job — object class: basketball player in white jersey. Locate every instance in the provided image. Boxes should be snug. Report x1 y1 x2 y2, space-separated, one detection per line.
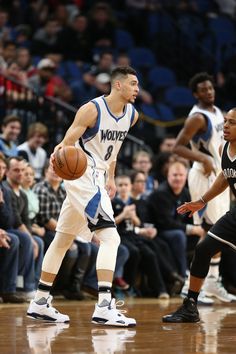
27 66 139 326
173 72 233 302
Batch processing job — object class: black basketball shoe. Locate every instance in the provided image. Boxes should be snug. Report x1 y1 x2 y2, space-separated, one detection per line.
162 297 200 323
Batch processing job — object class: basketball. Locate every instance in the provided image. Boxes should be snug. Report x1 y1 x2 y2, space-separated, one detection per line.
53 146 87 180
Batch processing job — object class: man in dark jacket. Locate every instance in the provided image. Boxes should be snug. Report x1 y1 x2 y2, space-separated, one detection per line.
148 159 204 278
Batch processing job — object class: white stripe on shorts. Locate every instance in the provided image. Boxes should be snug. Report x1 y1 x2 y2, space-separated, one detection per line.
208 231 236 252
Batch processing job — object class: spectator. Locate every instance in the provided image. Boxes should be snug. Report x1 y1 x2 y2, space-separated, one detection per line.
0 9 12 42
21 163 45 238
148 159 204 278
17 122 48 181
28 58 73 102
0 115 21 157
0 153 35 302
83 51 114 95
88 2 116 49
158 134 176 153
16 47 37 78
0 228 26 303
112 174 169 298
132 150 157 197
130 170 185 295
4 156 44 295
31 17 60 56
56 13 92 62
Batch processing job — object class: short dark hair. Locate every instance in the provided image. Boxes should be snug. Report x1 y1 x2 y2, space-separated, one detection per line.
130 170 145 184
2 115 21 127
189 72 214 93
111 66 137 84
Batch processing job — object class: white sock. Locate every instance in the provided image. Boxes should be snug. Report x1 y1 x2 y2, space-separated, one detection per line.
207 257 220 280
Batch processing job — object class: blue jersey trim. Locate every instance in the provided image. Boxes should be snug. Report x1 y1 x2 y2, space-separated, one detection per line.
82 100 101 140
192 113 212 144
102 96 127 122
130 105 135 127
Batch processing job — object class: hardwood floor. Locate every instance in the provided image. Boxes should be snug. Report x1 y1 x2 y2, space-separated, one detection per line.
1 298 236 353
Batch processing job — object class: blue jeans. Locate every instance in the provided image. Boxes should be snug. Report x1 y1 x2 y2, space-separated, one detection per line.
159 229 187 278
0 232 19 293
7 229 35 292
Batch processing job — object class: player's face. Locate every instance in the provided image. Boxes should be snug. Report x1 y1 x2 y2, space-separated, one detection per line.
223 110 236 141
120 74 139 103
194 80 215 105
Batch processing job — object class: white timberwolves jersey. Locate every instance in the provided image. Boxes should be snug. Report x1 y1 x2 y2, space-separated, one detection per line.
189 104 224 174
188 104 229 225
77 95 135 170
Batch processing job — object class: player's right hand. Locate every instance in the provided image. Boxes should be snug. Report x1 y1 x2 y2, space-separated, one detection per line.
177 200 205 217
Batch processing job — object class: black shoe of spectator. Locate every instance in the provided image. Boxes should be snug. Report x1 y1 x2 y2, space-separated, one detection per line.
162 297 200 323
0 292 26 303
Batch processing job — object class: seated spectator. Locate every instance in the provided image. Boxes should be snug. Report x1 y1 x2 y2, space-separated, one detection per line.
130 170 185 295
31 17 60 56
83 51 114 95
0 115 21 157
16 47 37 78
4 156 44 296
17 122 48 181
21 163 45 238
88 2 116 49
0 228 26 303
158 134 176 153
148 159 204 278
132 150 157 197
112 174 169 298
28 58 73 102
0 153 35 302
56 13 92 62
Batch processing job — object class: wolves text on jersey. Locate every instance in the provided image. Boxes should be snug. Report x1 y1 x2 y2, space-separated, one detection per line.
100 129 128 143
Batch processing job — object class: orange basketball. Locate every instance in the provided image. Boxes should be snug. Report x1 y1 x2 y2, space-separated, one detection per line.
53 146 87 180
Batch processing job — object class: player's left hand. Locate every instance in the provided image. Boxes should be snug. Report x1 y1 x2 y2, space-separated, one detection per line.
106 179 117 199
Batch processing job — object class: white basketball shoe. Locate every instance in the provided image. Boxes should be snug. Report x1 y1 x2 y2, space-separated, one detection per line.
92 299 136 327
27 295 70 323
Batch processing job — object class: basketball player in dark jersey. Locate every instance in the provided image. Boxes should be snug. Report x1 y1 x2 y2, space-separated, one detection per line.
163 107 236 323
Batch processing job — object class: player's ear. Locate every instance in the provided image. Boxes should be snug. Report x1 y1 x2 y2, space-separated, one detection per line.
114 80 121 90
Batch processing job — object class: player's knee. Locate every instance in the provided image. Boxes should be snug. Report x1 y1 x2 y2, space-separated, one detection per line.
96 227 120 249
53 231 75 250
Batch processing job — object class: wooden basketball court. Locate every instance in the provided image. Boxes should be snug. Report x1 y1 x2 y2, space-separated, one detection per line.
1 298 236 353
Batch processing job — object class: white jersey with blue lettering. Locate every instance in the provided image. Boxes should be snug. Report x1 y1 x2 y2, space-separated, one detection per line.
56 95 136 240
76 95 135 170
187 104 230 225
189 104 224 174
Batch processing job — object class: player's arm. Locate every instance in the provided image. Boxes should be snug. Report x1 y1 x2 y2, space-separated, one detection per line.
54 102 97 150
131 110 139 127
173 113 216 176
177 171 228 217
106 160 117 199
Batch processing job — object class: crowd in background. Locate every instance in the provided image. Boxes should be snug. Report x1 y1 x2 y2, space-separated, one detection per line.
1 1 236 303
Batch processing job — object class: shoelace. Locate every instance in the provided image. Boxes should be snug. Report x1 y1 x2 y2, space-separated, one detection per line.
110 300 127 314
